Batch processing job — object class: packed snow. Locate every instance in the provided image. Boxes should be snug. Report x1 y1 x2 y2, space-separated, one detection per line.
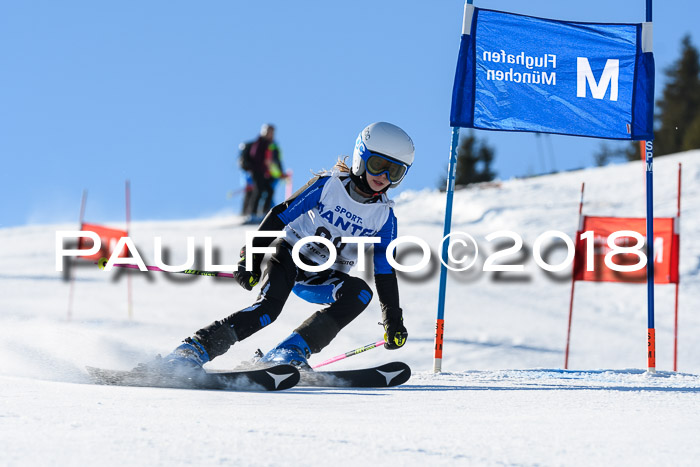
1 152 699 466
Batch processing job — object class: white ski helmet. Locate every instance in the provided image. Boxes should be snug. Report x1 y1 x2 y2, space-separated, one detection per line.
352 122 414 189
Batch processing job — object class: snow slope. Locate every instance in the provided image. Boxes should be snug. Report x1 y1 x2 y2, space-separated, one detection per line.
1 152 699 466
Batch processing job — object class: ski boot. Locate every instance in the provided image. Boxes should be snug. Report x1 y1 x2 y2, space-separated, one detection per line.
260 332 312 370
161 337 210 374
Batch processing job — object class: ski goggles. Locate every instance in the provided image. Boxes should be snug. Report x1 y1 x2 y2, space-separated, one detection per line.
365 153 409 183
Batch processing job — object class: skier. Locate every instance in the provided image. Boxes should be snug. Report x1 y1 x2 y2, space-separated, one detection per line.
165 122 413 371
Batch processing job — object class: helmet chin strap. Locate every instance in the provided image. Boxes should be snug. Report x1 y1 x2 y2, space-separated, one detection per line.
349 172 388 197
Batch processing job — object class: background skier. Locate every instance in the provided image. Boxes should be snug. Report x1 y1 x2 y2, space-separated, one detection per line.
239 123 284 222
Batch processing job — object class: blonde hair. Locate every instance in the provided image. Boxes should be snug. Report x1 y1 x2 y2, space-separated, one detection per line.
333 156 351 173
314 156 351 176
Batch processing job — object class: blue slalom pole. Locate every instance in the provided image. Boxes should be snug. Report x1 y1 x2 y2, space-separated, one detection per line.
433 126 460 373
645 0 656 373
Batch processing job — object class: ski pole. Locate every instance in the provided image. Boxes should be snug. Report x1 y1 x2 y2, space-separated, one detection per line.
96 257 235 279
312 340 385 369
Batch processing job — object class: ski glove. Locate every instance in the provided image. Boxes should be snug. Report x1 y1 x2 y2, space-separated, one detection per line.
233 246 262 291
382 307 407 350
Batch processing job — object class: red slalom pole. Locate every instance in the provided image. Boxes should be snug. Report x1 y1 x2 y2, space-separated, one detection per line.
67 189 88 321
312 340 385 369
126 180 133 320
674 163 682 371
564 182 585 369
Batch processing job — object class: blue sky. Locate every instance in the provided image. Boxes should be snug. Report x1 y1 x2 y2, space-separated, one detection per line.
1 1 696 227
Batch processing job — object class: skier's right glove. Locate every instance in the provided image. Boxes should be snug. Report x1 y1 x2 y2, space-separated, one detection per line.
382 307 408 350
233 246 262 291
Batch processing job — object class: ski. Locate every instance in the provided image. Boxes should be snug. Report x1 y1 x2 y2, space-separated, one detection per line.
298 361 411 388
86 364 300 391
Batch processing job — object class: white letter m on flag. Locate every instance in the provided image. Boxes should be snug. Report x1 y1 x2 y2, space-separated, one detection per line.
577 58 619 101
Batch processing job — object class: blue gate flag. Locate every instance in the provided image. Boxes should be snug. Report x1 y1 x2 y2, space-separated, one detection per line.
450 6 654 140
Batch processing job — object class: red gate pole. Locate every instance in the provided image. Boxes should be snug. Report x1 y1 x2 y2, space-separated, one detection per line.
126 180 133 320
674 163 681 371
564 182 585 369
67 190 88 321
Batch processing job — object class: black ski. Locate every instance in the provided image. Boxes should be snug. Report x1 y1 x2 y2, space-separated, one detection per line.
299 361 411 388
86 364 300 391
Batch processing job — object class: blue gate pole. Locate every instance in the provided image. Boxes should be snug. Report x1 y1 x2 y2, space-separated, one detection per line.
433 127 461 373
645 0 656 373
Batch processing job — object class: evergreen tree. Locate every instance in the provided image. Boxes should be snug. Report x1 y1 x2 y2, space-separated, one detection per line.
682 113 700 151
437 132 496 190
655 35 700 155
594 142 618 166
454 132 496 187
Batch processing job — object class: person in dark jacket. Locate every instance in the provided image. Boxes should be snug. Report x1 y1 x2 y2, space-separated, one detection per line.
239 123 283 222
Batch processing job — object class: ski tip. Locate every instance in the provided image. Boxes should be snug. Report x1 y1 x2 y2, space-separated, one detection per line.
375 362 411 387
298 361 411 388
210 364 301 391
261 364 301 391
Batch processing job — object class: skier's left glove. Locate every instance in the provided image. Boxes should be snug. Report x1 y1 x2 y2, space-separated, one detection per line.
233 246 262 291
382 307 407 350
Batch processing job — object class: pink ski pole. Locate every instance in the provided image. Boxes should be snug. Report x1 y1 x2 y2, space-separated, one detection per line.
97 258 235 279
312 340 385 369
